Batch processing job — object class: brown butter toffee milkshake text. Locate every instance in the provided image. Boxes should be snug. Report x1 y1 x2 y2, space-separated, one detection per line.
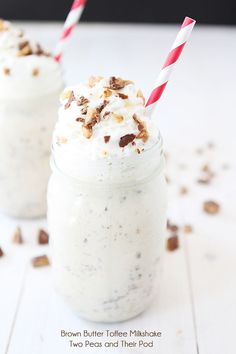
48 76 167 322
0 20 63 218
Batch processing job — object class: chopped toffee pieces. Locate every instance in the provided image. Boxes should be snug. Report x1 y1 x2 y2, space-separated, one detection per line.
61 76 150 150
166 235 179 251
81 107 102 139
77 96 89 106
35 43 44 55
34 43 50 56
32 68 39 76
18 40 29 50
108 76 132 90
81 106 88 115
108 76 125 90
203 200 220 215
104 135 110 143
64 91 75 109
183 224 193 233
103 111 110 118
119 134 136 148
18 41 50 57
31 255 50 268
61 90 73 100
103 88 112 98
136 89 145 104
3 67 10 76
76 117 85 123
17 41 32 56
167 221 179 233
82 125 93 139
12 227 23 244
88 76 103 87
117 93 128 99
38 229 49 245
136 129 149 143
97 100 108 113
0 247 4 257
112 113 124 123
133 114 149 142
87 107 100 123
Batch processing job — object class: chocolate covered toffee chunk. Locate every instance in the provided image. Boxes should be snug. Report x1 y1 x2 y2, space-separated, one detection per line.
108 76 132 90
104 135 110 143
12 227 23 244
38 229 49 245
119 134 136 147
203 200 220 215
166 235 179 251
31 255 50 267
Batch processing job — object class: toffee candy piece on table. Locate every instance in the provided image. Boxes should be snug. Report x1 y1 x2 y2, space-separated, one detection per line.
203 200 220 215
38 229 49 244
12 226 23 244
31 255 50 267
166 235 179 251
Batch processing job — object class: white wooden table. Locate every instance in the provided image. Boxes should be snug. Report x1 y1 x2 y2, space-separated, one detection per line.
1 22 236 354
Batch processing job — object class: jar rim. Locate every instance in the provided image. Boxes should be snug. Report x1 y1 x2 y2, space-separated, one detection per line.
51 131 164 187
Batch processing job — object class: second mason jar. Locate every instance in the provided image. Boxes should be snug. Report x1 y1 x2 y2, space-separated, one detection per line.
0 21 63 218
48 135 167 322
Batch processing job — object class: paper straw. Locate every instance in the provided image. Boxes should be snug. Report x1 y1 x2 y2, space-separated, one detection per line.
54 0 87 62
145 17 196 109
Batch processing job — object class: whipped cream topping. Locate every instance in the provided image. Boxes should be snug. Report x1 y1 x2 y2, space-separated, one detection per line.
0 19 62 96
53 76 159 159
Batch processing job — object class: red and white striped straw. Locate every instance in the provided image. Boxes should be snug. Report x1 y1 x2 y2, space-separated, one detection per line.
146 17 196 109
54 0 87 62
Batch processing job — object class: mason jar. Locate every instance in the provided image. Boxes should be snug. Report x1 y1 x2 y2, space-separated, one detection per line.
0 58 63 218
48 132 167 322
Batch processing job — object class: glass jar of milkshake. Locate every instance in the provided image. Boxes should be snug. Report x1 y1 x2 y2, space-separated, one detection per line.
48 76 167 322
0 20 63 218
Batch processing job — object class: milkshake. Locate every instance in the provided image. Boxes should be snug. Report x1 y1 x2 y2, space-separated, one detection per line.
0 20 63 218
48 76 167 322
